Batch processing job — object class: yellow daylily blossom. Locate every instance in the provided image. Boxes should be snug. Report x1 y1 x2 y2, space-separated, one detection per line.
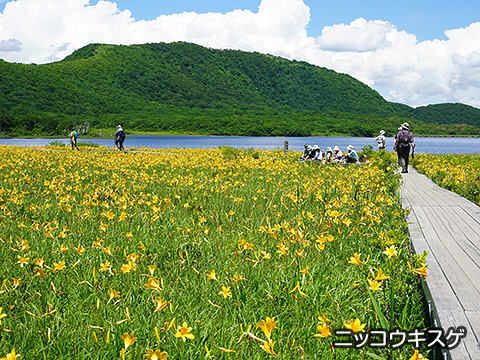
343 318 366 333
154 298 170 313
409 349 426 360
143 349 168 360
120 332 137 350
175 322 195 342
0 348 19 360
144 277 162 291
257 317 279 340
368 279 383 292
206 269 217 281
348 253 363 266
218 286 232 299
383 245 398 259
314 324 332 338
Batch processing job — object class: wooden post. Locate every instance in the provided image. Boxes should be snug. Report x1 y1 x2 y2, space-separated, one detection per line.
284 141 289 156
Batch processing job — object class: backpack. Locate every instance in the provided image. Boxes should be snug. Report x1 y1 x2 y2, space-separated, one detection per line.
399 130 410 145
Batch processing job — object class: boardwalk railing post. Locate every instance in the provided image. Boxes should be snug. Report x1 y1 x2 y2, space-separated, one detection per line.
284 141 289 156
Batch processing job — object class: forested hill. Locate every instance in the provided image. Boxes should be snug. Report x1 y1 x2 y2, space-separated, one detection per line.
1 42 480 137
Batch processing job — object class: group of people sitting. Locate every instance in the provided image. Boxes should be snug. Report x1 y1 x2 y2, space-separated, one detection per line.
300 144 365 164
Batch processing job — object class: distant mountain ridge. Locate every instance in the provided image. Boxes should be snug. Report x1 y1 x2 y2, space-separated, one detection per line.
1 42 479 136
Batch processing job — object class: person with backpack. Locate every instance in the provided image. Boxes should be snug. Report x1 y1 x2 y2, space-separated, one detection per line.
115 125 126 151
394 123 414 173
375 130 386 150
69 127 79 151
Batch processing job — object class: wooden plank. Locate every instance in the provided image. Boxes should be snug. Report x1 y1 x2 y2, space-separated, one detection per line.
419 206 480 311
401 168 480 359
437 310 478 360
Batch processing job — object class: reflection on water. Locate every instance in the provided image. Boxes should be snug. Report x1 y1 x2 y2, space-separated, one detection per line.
0 136 479 154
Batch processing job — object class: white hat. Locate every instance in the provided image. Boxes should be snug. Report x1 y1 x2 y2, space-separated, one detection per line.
307 145 312 150
347 145 354 151
333 146 340 151
379 130 385 135
398 127 403 131
313 145 319 149
402 122 409 130
118 125 122 128
327 147 332 152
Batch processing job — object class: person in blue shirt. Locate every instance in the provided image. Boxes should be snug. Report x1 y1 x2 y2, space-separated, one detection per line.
69 128 79 151
344 145 359 164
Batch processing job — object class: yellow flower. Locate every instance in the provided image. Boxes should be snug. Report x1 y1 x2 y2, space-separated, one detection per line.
383 245 398 259
318 313 331 324
108 288 120 303
299 266 310 275
144 277 162 291
154 298 170 313
409 349 426 360
143 349 168 360
148 265 157 276
0 307 7 326
343 318 366 333
368 279 382 292
229 273 246 283
0 349 19 360
175 322 195 342
120 332 137 350
348 253 363 266
206 269 217 281
372 268 390 281
218 286 232 299
16 255 29 267
314 324 332 338
257 317 279 340
259 340 278 357
53 261 65 272
121 261 136 273
413 264 428 278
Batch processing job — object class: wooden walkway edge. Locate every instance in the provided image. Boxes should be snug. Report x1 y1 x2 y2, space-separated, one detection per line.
400 167 480 360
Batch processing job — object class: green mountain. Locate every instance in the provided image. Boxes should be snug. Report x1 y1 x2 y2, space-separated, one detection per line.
1 42 479 137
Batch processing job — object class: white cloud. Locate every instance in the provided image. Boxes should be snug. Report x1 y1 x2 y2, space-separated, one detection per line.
1 0 480 108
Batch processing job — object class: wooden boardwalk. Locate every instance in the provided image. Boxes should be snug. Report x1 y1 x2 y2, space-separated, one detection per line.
400 166 480 360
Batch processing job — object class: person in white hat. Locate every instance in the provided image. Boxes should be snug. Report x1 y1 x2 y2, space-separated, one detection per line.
395 123 414 173
115 125 126 151
311 145 323 161
325 147 334 163
345 145 359 164
333 145 343 163
375 130 386 150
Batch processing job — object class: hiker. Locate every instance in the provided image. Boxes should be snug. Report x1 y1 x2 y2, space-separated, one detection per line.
69 127 79 151
394 126 402 165
333 146 343 163
344 145 359 164
311 145 322 161
394 122 414 173
324 147 334 163
115 125 126 151
300 144 312 161
375 130 386 150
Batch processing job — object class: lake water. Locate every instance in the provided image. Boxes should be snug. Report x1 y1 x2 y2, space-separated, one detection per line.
0 136 479 154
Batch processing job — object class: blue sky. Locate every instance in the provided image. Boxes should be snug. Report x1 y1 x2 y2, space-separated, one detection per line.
1 0 480 107
81 0 480 41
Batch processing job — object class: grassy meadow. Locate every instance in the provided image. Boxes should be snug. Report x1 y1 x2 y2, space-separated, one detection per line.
0 145 429 359
413 153 480 206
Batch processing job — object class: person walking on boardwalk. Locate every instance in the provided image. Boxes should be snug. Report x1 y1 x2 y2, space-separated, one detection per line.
375 130 386 150
395 122 414 173
115 125 126 151
69 127 79 151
